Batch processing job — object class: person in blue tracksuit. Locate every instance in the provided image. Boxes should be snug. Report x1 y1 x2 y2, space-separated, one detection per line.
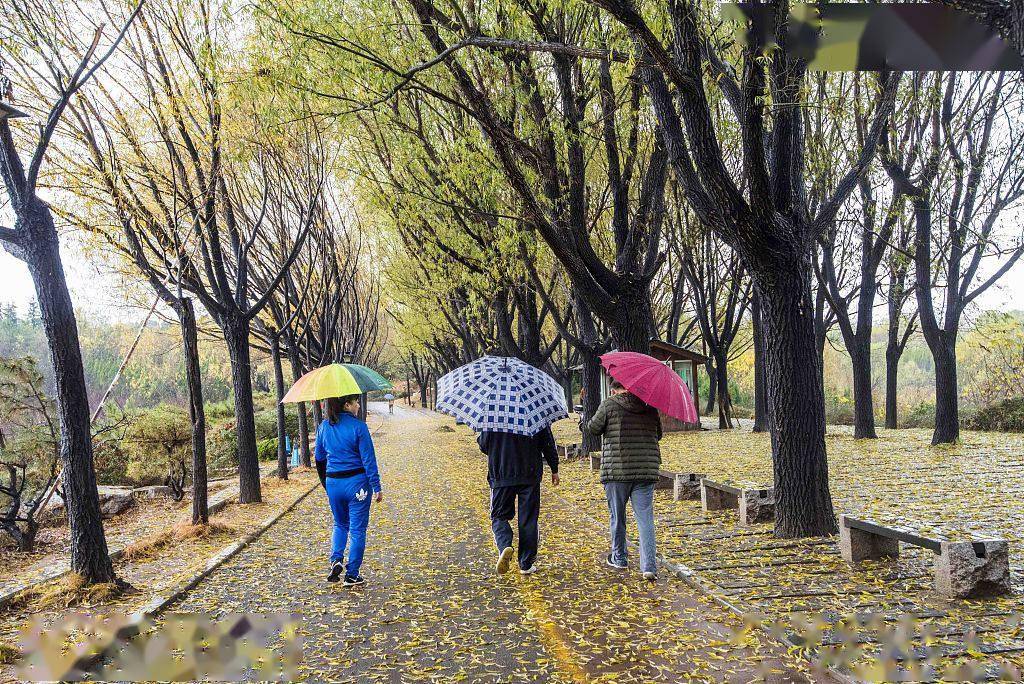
315 394 383 586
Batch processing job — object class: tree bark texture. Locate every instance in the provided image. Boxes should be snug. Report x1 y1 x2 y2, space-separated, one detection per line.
222 316 262 503
23 202 115 582
178 298 209 525
271 336 288 480
751 294 769 433
756 261 838 537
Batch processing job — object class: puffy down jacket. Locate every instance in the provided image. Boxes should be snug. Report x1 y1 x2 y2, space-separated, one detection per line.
585 392 662 484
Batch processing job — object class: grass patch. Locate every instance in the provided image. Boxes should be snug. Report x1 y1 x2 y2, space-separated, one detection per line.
12 572 131 610
122 522 236 562
0 641 19 664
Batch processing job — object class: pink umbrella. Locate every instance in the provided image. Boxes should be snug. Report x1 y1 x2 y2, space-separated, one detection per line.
600 351 698 424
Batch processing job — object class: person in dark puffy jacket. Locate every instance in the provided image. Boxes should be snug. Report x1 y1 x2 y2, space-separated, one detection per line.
585 380 662 580
478 426 559 576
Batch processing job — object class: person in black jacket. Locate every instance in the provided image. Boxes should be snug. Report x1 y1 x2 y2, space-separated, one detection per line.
478 426 559 575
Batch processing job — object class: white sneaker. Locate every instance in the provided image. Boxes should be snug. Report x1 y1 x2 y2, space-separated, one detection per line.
642 571 658 581
496 547 514 574
519 565 538 575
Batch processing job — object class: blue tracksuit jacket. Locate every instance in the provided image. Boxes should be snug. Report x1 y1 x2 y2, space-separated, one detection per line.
314 414 382 492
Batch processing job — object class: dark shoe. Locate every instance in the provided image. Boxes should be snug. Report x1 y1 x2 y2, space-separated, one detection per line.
606 553 627 570
327 561 344 582
343 574 366 587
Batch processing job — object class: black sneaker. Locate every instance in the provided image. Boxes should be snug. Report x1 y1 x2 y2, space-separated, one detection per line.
343 574 366 587
606 553 627 570
327 561 344 582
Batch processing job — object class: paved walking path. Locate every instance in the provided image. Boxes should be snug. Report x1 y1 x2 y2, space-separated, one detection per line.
165 404 821 682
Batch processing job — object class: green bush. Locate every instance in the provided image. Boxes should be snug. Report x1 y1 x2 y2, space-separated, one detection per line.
254 409 300 441
94 440 132 486
205 399 235 421
903 401 935 429
257 437 279 461
206 419 238 471
121 404 192 486
968 397 1024 432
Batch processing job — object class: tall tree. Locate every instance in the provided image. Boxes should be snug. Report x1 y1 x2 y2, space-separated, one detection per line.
0 0 143 582
882 72 1024 444
585 0 899 536
883 212 919 429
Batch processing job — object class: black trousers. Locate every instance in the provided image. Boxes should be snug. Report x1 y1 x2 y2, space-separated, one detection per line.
490 482 541 570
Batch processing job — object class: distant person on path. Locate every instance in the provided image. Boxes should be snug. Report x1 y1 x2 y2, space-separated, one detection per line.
478 426 559 576
586 380 663 581
315 395 383 587
385 393 395 414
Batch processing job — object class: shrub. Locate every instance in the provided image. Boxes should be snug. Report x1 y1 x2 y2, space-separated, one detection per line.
824 393 855 426
204 399 235 421
257 438 278 461
968 397 1024 432
254 409 300 442
206 419 238 471
903 401 935 429
121 404 192 487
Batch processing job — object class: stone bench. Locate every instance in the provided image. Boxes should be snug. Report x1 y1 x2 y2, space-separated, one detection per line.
700 479 775 525
839 515 1010 599
671 472 706 501
655 469 676 491
556 444 584 461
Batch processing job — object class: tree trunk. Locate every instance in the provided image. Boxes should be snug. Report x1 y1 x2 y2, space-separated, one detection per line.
574 293 602 453
752 294 769 433
222 316 262 504
312 398 323 427
419 379 428 408
755 259 838 538
23 203 115 582
178 298 208 525
884 342 900 429
931 333 960 444
270 336 288 480
579 350 602 453
849 335 877 439
286 345 311 467
609 286 655 352
714 350 733 429
704 360 717 416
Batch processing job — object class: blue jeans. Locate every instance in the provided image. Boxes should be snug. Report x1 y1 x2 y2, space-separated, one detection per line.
604 481 657 573
325 475 373 576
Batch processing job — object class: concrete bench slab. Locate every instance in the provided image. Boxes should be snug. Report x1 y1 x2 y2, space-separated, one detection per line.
700 479 775 525
655 469 676 491
839 515 1011 599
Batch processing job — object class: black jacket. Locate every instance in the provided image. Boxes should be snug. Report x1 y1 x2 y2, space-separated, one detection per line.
478 427 559 489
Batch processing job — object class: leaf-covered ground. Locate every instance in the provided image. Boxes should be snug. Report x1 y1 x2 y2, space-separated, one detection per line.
552 420 1024 680
0 470 317 682
165 405 822 682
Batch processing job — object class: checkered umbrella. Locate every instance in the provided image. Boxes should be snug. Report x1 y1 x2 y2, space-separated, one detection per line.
436 356 569 436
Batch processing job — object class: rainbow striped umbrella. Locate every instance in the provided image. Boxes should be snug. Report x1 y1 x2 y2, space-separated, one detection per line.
281 363 392 403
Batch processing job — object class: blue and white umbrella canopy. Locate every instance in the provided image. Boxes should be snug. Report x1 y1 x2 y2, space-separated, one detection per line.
436 356 569 436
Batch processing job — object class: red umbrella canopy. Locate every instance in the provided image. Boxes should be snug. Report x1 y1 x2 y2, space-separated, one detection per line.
599 351 699 424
